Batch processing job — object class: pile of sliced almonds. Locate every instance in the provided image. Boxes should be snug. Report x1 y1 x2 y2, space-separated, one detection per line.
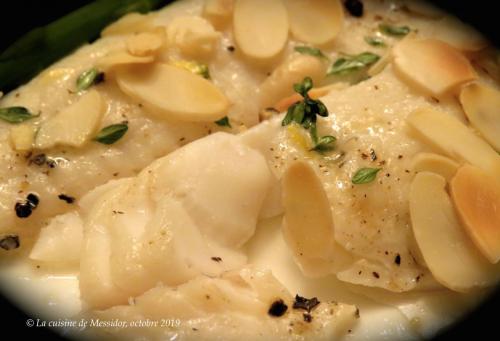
407 97 500 291
409 171 500 292
407 107 500 175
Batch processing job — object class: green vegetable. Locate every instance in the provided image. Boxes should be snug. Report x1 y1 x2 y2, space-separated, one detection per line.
328 52 380 76
378 24 410 37
215 116 231 127
0 107 38 124
352 167 382 184
311 135 336 152
282 77 335 153
294 46 329 60
0 0 168 93
76 68 104 91
364 36 386 47
94 124 128 144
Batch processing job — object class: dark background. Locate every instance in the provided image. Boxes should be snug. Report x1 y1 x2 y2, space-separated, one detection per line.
1 0 498 340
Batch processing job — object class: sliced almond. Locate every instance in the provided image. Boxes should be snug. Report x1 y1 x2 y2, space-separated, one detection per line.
285 0 344 45
393 38 477 96
116 63 229 122
407 107 500 176
259 53 327 109
282 161 352 277
410 152 459 181
126 28 165 57
409 171 500 292
167 16 219 57
101 13 154 37
35 90 104 149
450 164 500 264
459 82 500 151
402 1 445 19
97 51 154 72
203 0 234 29
233 0 289 60
432 17 488 52
10 124 35 151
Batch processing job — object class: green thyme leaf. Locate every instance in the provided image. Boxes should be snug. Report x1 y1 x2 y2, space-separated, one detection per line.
294 46 329 60
379 24 410 37
94 124 128 145
352 167 382 184
364 36 386 47
280 77 336 154
328 52 380 76
215 116 231 127
76 68 104 91
311 135 336 152
0 107 38 123
293 77 314 97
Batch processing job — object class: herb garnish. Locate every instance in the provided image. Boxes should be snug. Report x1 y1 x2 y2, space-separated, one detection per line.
281 77 336 153
215 116 231 127
76 67 104 91
94 124 128 145
327 52 380 76
0 107 38 124
0 235 20 251
294 46 329 60
379 24 411 37
364 36 386 47
352 167 382 184
293 295 320 312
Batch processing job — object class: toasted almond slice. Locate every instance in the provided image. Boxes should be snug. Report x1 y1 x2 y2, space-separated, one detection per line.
285 0 344 45
393 38 477 96
402 1 445 19
97 51 154 72
259 53 327 109
450 164 500 264
35 90 104 149
407 107 500 176
116 63 229 122
410 153 459 181
282 161 352 277
126 28 165 57
233 0 289 60
101 13 154 37
203 0 234 29
167 16 220 57
459 82 500 151
409 171 500 292
273 85 334 112
432 17 488 52
10 124 35 151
